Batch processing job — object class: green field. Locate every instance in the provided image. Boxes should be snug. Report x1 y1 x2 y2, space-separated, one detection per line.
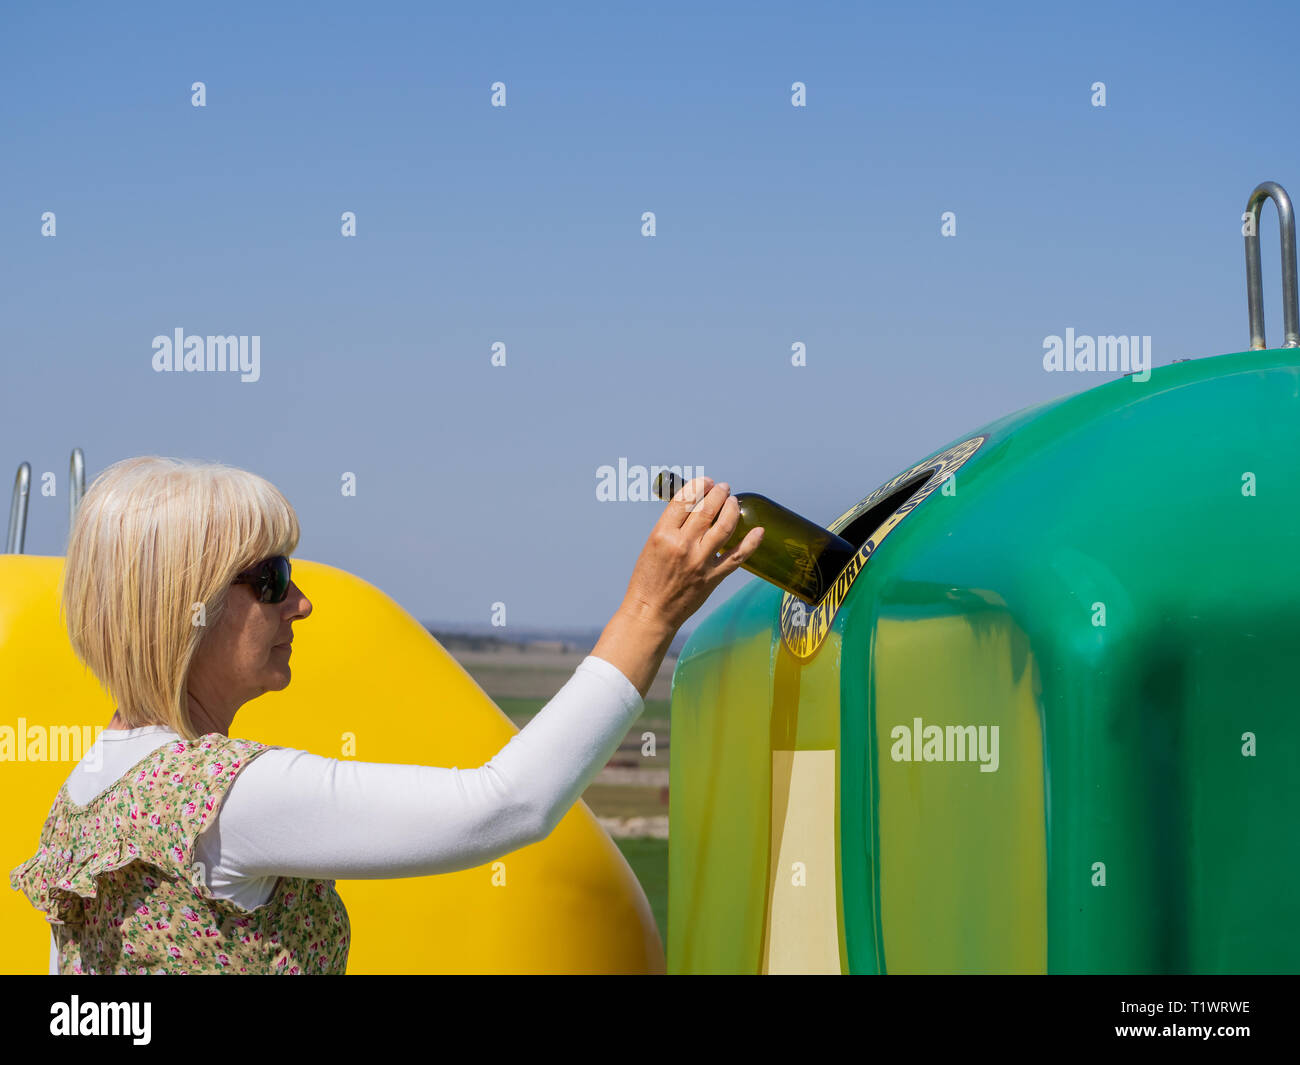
614 837 668 946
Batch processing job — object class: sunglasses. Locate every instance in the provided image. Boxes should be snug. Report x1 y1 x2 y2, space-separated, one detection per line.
231 555 292 604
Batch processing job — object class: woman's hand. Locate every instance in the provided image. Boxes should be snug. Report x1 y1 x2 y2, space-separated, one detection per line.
591 476 765 699
622 476 765 633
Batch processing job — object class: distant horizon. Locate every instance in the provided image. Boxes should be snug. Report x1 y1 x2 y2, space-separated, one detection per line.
423 617 692 655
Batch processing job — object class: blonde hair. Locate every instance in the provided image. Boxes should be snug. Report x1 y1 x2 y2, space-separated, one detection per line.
61 457 300 741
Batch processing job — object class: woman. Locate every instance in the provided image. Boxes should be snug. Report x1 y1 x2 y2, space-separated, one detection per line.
9 456 763 974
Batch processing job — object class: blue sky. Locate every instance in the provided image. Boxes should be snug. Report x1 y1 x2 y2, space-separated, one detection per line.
2 0 1298 636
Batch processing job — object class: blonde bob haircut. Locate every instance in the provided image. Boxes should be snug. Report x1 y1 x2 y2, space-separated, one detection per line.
61 456 300 741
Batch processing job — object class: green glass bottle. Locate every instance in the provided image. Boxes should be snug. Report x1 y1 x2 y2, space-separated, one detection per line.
653 471 858 605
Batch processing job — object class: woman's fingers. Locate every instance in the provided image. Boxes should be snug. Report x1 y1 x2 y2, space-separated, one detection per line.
713 525 765 573
681 481 733 539
700 494 742 555
665 478 758 570
663 476 713 528
626 473 766 631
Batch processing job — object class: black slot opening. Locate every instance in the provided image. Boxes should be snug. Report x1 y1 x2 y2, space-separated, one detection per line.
835 470 935 550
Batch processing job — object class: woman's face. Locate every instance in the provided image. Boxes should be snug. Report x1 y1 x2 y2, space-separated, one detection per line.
187 571 312 720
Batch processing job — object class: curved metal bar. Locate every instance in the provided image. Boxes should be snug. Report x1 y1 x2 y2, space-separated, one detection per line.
69 447 85 534
1244 181 1300 349
7 462 31 554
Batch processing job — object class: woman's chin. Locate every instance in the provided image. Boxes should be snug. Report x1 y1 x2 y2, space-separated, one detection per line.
265 666 292 689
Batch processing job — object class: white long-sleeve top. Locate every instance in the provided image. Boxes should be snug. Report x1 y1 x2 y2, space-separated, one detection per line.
47 653 644 974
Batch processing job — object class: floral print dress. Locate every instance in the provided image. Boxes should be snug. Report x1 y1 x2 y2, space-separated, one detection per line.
9 733 351 974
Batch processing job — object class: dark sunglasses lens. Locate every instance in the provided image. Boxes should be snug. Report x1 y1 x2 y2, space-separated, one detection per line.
266 556 291 602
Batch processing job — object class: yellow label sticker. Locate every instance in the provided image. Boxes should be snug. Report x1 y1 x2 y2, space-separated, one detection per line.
778 434 987 659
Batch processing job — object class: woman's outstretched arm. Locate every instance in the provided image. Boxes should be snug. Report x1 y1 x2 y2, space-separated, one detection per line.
191 475 765 886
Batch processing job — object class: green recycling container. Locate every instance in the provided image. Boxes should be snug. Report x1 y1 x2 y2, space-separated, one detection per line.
666 182 1300 975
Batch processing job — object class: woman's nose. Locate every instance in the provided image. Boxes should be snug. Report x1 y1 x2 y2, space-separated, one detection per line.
288 582 311 619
